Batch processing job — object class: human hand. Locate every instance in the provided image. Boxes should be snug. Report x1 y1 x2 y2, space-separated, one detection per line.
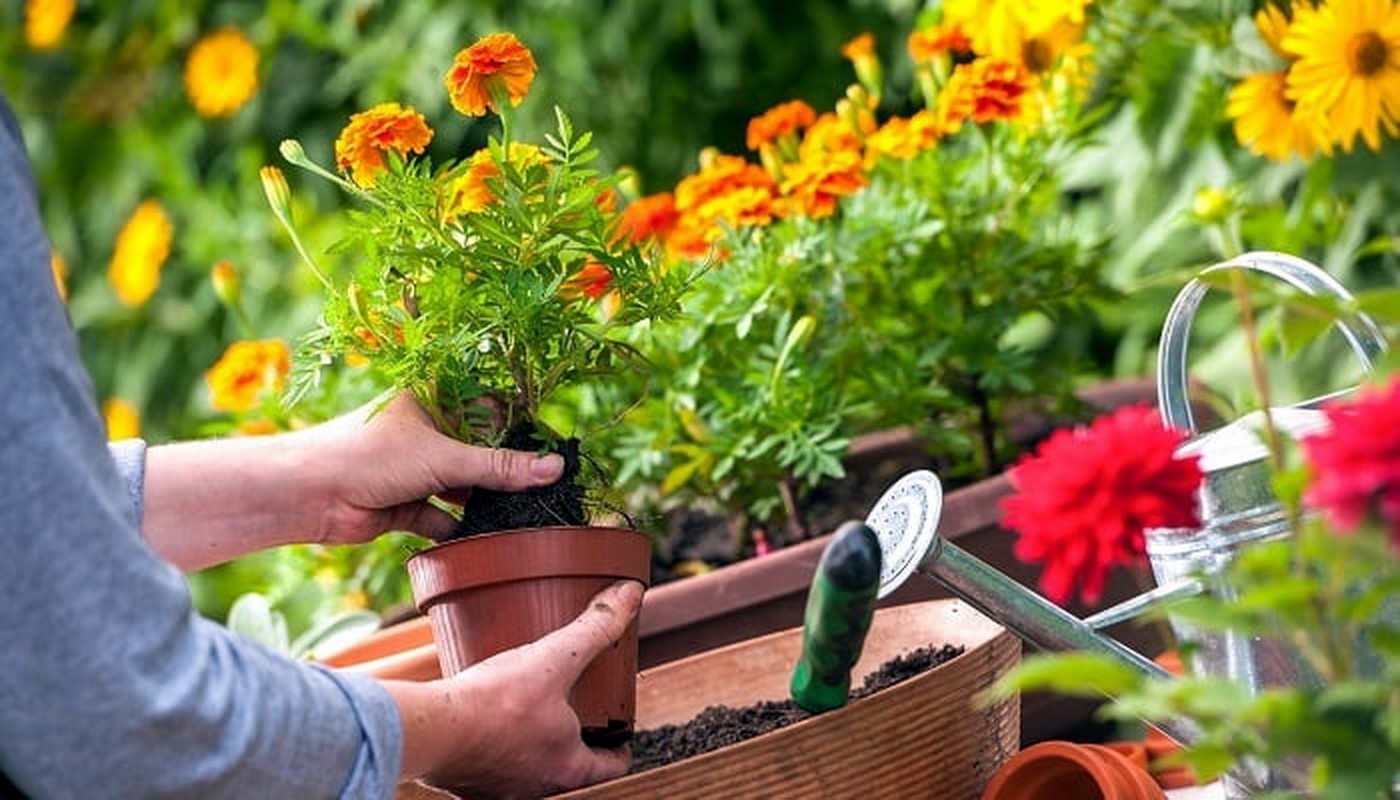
301 391 564 545
386 580 644 798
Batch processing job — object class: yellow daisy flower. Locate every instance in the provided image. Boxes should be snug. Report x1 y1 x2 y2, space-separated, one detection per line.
184 28 260 118
1227 70 1324 161
1283 0 1400 152
24 0 75 50
108 200 173 307
103 398 141 441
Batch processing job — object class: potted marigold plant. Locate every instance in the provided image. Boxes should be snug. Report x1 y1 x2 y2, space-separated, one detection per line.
262 31 699 748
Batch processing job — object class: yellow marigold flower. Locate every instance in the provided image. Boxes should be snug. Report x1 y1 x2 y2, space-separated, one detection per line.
780 149 868 219
108 200 173 307
334 102 434 187
745 100 818 152
1283 0 1400 153
798 112 871 162
51 249 68 302
866 110 945 161
25 0 74 50
1227 70 1324 161
205 338 291 413
103 398 141 440
444 32 538 117
184 28 260 118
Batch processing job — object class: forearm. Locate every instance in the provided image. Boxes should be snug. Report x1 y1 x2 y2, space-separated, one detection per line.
380 679 467 783
142 433 333 571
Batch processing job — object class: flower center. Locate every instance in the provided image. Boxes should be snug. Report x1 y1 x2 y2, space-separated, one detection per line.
1348 31 1389 76
1022 38 1055 73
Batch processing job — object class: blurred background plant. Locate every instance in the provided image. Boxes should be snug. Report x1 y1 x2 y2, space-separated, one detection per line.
593 3 1112 565
5 0 1400 639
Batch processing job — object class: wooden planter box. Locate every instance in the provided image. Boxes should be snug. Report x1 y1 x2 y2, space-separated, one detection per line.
400 599 1020 800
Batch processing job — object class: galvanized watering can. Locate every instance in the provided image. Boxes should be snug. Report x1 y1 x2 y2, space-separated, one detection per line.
864 252 1390 798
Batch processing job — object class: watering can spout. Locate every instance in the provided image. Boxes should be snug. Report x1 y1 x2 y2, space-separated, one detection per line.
864 470 1202 747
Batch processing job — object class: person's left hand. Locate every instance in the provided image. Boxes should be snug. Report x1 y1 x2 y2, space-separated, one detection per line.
299 391 565 545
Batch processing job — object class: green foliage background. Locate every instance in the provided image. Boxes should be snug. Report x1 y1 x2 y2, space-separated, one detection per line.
3 0 1399 637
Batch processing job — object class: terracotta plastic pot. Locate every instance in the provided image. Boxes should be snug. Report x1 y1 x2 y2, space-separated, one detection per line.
406 526 652 747
981 740 1166 800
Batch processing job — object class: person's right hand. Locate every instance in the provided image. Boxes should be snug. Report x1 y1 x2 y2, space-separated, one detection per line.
383 580 645 799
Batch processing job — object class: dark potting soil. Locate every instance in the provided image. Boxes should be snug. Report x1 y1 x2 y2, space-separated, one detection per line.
627 643 965 774
450 425 589 538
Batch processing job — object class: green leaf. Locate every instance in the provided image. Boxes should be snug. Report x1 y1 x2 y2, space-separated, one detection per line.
291 609 383 660
226 592 291 654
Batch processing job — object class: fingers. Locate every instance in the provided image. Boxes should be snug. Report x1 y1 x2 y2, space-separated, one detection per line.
535 580 645 684
572 744 633 787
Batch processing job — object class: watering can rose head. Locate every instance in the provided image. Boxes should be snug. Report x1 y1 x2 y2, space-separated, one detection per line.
260 32 699 452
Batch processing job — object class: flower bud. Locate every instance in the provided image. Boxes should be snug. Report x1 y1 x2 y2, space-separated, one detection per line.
260 165 292 222
211 260 241 307
1189 186 1235 225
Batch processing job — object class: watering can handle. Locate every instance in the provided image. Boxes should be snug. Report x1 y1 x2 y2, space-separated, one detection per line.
1156 251 1388 434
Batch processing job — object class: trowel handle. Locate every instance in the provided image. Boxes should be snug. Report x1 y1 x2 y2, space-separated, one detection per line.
1156 251 1387 434
790 522 882 713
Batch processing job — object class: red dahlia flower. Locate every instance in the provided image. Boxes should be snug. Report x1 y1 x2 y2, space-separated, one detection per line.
1300 376 1400 550
1001 404 1203 605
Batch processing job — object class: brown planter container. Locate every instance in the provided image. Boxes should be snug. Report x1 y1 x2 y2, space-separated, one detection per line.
637 377 1190 745
398 598 1020 800
406 526 652 746
980 740 1166 800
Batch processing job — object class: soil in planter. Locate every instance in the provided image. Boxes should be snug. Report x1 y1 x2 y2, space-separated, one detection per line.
451 425 589 538
628 643 965 774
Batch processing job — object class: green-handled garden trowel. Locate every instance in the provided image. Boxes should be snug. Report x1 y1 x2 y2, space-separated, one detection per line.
789 520 883 713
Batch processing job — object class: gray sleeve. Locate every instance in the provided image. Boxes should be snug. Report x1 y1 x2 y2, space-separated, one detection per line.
0 98 403 798
107 439 147 524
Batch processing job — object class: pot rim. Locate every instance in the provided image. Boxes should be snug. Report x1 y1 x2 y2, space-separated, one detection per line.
407 525 652 611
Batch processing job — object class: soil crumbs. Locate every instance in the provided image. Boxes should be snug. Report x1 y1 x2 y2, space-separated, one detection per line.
629 643 965 774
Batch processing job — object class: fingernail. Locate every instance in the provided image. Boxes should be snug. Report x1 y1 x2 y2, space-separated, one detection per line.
530 453 564 480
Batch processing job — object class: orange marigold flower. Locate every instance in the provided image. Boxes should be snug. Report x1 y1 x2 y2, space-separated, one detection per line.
841 32 876 61
103 398 141 441
439 143 547 223
939 58 1035 128
746 100 818 151
25 0 74 50
908 23 972 63
334 102 434 187
184 28 260 118
673 154 781 242
444 32 538 117
780 149 868 219
561 261 615 301
205 339 292 413
616 192 680 246
108 200 173 307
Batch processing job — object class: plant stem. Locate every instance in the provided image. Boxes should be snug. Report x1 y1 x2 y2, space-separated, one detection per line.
778 473 810 541
969 375 1000 477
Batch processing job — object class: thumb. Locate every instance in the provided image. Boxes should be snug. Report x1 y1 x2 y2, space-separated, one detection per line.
437 440 565 492
535 580 645 684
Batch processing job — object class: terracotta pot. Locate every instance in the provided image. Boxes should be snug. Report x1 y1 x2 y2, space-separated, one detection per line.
406 526 651 747
398 598 1020 800
981 740 1166 800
